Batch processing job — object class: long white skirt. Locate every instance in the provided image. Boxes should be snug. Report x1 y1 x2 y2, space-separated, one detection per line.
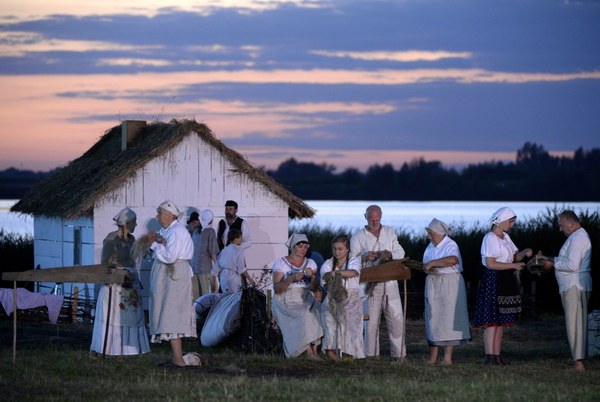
272 287 323 358
149 260 196 342
90 283 150 355
321 289 365 358
425 273 471 345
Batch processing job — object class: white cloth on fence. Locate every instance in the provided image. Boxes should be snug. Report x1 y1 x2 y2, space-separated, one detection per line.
588 310 600 357
0 288 64 324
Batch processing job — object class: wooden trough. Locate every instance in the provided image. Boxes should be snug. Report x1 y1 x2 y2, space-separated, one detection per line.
359 259 412 283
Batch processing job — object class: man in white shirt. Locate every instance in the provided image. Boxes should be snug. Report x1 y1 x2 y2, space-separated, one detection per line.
544 210 592 371
350 205 407 361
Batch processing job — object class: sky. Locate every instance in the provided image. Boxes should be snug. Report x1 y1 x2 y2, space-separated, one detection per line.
1 0 599 173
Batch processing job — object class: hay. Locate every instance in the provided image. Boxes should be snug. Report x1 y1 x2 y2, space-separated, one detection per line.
226 287 282 354
12 119 314 220
324 272 348 323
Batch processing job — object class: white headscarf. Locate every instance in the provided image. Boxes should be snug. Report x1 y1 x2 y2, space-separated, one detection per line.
489 207 516 226
426 218 452 236
285 233 309 250
200 209 214 228
113 207 136 226
158 200 181 218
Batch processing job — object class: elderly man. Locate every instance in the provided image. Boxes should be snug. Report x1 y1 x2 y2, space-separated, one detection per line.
217 200 252 251
350 204 407 361
148 200 196 368
543 210 592 371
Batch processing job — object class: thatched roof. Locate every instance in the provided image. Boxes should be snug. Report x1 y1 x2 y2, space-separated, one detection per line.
11 119 315 220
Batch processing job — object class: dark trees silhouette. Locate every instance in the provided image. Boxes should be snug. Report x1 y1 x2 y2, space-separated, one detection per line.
267 143 600 201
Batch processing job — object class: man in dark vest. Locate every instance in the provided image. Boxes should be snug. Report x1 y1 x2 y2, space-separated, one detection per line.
217 200 252 251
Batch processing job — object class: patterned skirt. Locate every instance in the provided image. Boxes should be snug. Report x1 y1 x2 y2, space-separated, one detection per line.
473 267 521 328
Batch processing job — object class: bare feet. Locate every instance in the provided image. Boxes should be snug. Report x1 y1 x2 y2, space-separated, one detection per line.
306 345 323 362
441 360 452 366
306 351 323 362
573 360 585 371
326 350 338 361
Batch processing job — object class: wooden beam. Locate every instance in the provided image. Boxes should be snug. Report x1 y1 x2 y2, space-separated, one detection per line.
2 264 126 284
359 259 411 283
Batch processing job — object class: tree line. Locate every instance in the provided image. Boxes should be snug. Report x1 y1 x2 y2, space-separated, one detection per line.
266 143 600 201
1 142 599 201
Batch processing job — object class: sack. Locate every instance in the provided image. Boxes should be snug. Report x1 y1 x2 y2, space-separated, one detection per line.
200 290 242 347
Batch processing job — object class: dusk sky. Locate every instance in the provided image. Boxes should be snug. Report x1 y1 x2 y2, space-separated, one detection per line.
1 0 599 172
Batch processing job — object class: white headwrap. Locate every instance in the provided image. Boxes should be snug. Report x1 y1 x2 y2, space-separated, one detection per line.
113 207 136 226
285 233 309 250
200 209 214 228
158 200 181 218
489 207 516 226
426 218 452 236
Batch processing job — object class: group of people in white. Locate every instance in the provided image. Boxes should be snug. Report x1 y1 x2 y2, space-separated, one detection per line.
90 201 593 371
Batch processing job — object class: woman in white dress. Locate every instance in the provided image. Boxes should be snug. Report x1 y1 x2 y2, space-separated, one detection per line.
320 234 364 360
422 218 471 365
90 207 150 357
271 233 323 360
148 200 197 368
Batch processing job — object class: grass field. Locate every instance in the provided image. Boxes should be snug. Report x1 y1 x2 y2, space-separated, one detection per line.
1 314 599 401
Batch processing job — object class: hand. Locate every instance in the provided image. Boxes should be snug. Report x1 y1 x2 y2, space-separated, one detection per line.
423 262 434 273
543 260 554 271
367 251 378 261
514 262 524 271
304 268 315 277
523 248 533 258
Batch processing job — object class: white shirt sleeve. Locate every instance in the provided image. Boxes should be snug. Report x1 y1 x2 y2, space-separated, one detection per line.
150 221 194 264
240 219 252 250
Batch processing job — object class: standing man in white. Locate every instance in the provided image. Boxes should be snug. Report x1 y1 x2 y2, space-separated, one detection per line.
543 210 592 371
350 204 407 362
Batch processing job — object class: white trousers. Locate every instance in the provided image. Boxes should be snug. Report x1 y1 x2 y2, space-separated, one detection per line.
560 286 590 361
363 280 406 358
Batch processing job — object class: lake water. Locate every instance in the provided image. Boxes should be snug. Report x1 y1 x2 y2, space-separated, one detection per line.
289 200 600 235
2 199 599 238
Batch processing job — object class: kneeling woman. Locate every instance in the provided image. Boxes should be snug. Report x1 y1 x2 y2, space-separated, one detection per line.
271 233 323 360
320 234 365 360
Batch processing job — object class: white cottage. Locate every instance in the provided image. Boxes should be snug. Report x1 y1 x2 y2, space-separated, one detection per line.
11 119 314 309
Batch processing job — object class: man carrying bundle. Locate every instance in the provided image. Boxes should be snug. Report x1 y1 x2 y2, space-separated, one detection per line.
350 204 407 362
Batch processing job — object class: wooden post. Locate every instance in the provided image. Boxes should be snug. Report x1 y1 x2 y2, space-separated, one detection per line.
12 281 17 365
102 285 112 358
71 286 79 323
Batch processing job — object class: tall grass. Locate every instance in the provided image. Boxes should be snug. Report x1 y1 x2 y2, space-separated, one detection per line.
0 229 33 290
293 208 600 316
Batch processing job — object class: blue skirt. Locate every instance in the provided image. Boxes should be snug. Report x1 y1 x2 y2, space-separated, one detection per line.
473 268 520 327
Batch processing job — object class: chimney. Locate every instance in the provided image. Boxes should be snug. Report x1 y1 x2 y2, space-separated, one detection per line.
121 120 146 151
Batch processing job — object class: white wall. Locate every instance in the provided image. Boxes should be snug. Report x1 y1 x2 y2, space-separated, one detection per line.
94 131 293 303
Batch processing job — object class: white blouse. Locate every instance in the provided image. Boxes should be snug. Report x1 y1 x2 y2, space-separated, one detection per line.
272 257 317 289
320 255 362 290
